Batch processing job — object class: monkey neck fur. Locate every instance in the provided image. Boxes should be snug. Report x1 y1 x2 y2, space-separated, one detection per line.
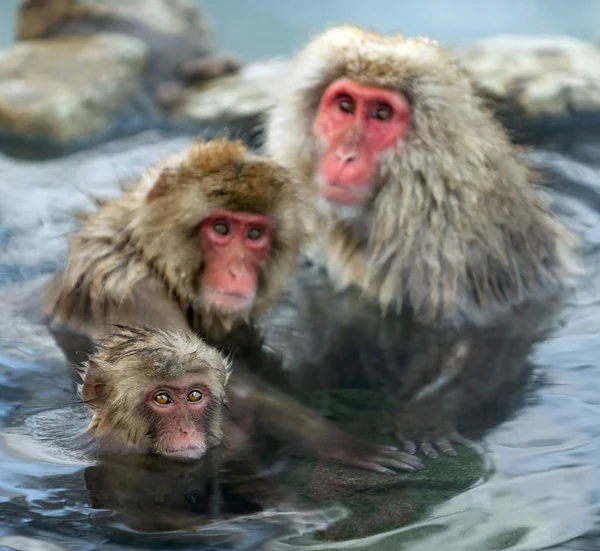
266 26 581 328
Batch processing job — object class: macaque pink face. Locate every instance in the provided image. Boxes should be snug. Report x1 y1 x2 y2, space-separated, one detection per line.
147 375 214 460
313 78 411 206
199 210 273 312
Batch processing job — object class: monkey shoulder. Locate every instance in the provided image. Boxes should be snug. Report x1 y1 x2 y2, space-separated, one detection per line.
40 213 161 333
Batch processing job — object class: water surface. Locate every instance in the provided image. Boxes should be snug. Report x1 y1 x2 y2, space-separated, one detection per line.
0 127 599 550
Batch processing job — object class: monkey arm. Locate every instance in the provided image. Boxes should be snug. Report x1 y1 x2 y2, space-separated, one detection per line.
392 336 479 458
391 312 544 459
226 370 424 474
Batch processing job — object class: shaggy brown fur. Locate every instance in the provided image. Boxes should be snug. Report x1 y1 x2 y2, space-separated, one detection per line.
79 325 229 453
41 138 305 342
265 26 580 328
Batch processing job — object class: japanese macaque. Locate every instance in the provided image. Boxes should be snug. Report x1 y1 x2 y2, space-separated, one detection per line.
79 325 303 528
41 138 421 473
262 26 581 458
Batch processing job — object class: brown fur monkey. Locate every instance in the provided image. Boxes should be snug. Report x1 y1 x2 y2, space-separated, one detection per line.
42 138 422 473
262 26 581 458
79 325 230 459
42 138 302 347
80 325 308 530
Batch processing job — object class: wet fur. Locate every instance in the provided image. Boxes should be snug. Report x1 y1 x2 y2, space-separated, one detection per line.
79 325 230 453
265 26 580 328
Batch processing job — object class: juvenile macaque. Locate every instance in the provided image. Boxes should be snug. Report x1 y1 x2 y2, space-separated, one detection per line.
62 325 305 532
262 26 581 458
42 138 420 473
79 325 230 460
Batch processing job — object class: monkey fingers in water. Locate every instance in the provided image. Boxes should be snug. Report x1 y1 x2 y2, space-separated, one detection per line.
227 372 423 473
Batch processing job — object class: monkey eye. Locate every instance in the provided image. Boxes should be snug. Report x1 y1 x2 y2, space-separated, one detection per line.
187 390 203 402
213 222 229 236
338 96 355 114
154 393 172 405
247 227 263 240
374 104 393 121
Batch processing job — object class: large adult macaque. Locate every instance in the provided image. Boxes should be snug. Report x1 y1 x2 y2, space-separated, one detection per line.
262 26 581 458
41 138 421 473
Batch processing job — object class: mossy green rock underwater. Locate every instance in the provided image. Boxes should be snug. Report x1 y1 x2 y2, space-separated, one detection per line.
279 390 487 542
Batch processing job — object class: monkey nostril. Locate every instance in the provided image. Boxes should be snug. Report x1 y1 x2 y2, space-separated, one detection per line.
337 150 356 164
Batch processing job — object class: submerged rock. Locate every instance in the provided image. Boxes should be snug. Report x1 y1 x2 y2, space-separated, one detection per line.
281 389 485 543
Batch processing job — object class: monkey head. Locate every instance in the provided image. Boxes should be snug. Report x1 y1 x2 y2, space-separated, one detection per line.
130 139 304 329
79 326 231 461
266 26 483 221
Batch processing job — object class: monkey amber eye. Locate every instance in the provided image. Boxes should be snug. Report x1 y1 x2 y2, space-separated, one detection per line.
154 393 172 405
338 96 355 114
247 227 263 240
375 105 393 121
187 390 203 402
213 222 229 235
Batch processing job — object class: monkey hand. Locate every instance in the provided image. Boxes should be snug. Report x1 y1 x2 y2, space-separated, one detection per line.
393 406 484 460
317 428 425 474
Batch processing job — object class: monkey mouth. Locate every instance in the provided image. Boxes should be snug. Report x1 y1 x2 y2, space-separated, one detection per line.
205 290 254 313
161 446 206 461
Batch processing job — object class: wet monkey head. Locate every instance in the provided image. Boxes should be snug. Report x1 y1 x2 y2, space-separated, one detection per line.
79 326 231 460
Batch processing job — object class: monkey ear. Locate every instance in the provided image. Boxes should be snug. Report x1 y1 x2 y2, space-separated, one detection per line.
81 361 106 410
146 167 177 203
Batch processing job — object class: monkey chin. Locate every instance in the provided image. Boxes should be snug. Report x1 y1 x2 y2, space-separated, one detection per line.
317 177 369 222
158 445 208 462
203 290 255 314
317 193 363 224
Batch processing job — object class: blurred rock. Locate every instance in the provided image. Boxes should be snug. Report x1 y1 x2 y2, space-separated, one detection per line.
0 0 244 158
456 35 600 118
172 58 288 126
0 34 152 154
17 0 240 102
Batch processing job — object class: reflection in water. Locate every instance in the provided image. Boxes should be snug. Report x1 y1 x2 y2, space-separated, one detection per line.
0 132 599 549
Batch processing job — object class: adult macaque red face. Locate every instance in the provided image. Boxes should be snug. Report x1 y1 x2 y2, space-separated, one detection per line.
200 210 273 312
313 78 410 206
145 375 212 460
